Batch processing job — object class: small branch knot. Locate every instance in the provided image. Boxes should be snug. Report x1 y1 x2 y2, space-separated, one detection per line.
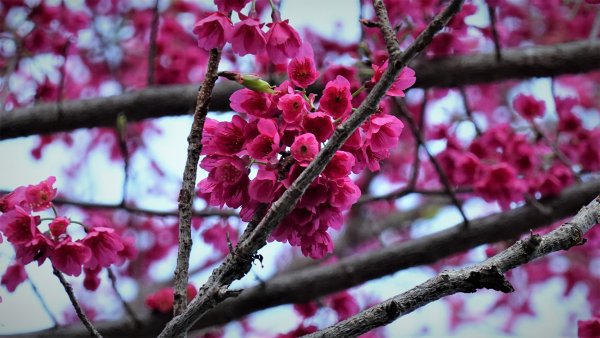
465 266 514 293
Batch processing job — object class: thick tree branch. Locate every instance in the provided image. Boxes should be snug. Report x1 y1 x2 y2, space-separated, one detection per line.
156 1 464 337
18 178 600 338
173 48 222 317
306 195 600 337
2 41 599 140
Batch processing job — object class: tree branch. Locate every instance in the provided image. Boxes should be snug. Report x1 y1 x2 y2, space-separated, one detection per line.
305 195 600 337
14 179 600 337
156 1 464 337
52 268 103 338
2 41 599 140
173 48 222 317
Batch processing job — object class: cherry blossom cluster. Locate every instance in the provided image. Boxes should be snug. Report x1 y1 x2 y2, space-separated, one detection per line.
193 0 302 65
0 177 134 293
193 2 415 259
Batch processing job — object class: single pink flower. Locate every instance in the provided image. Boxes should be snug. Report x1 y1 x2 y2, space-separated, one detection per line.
24 176 57 212
198 155 250 209
249 168 279 203
231 16 266 56
328 177 361 210
278 93 307 123
15 233 55 266
81 227 125 269
513 94 546 120
192 12 233 51
319 76 353 119
363 113 404 154
205 115 247 155
323 151 355 179
50 238 92 276
371 62 416 97
49 217 70 238
214 0 251 12
83 267 102 291
1 263 27 292
300 229 333 259
265 20 302 64
230 89 274 117
302 112 334 142
291 133 320 166
0 206 41 245
288 56 320 88
246 118 281 160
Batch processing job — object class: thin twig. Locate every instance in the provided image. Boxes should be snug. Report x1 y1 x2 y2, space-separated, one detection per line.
147 0 160 86
396 100 470 227
458 86 482 136
487 4 502 62
29 277 59 327
305 194 600 337
172 48 222 317
157 1 464 337
106 268 141 327
52 268 103 338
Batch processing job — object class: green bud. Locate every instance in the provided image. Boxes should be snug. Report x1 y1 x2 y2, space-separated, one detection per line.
241 74 274 94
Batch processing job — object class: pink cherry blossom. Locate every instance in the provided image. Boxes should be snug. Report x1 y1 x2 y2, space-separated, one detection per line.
371 62 416 97
323 151 355 179
230 89 274 117
300 229 333 259
81 227 126 269
49 217 70 238
15 233 55 266
192 12 233 51
513 93 546 120
1 263 27 292
0 206 41 245
302 112 334 142
205 115 247 155
278 93 307 123
249 168 280 203
198 155 250 209
24 176 57 212
291 133 320 166
319 76 353 119
288 56 320 88
246 118 281 160
231 17 266 56
83 267 102 291
50 238 92 276
265 20 302 64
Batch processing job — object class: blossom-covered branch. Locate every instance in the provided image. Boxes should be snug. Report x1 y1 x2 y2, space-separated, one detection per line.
157 1 465 336
305 195 600 337
1 41 598 140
